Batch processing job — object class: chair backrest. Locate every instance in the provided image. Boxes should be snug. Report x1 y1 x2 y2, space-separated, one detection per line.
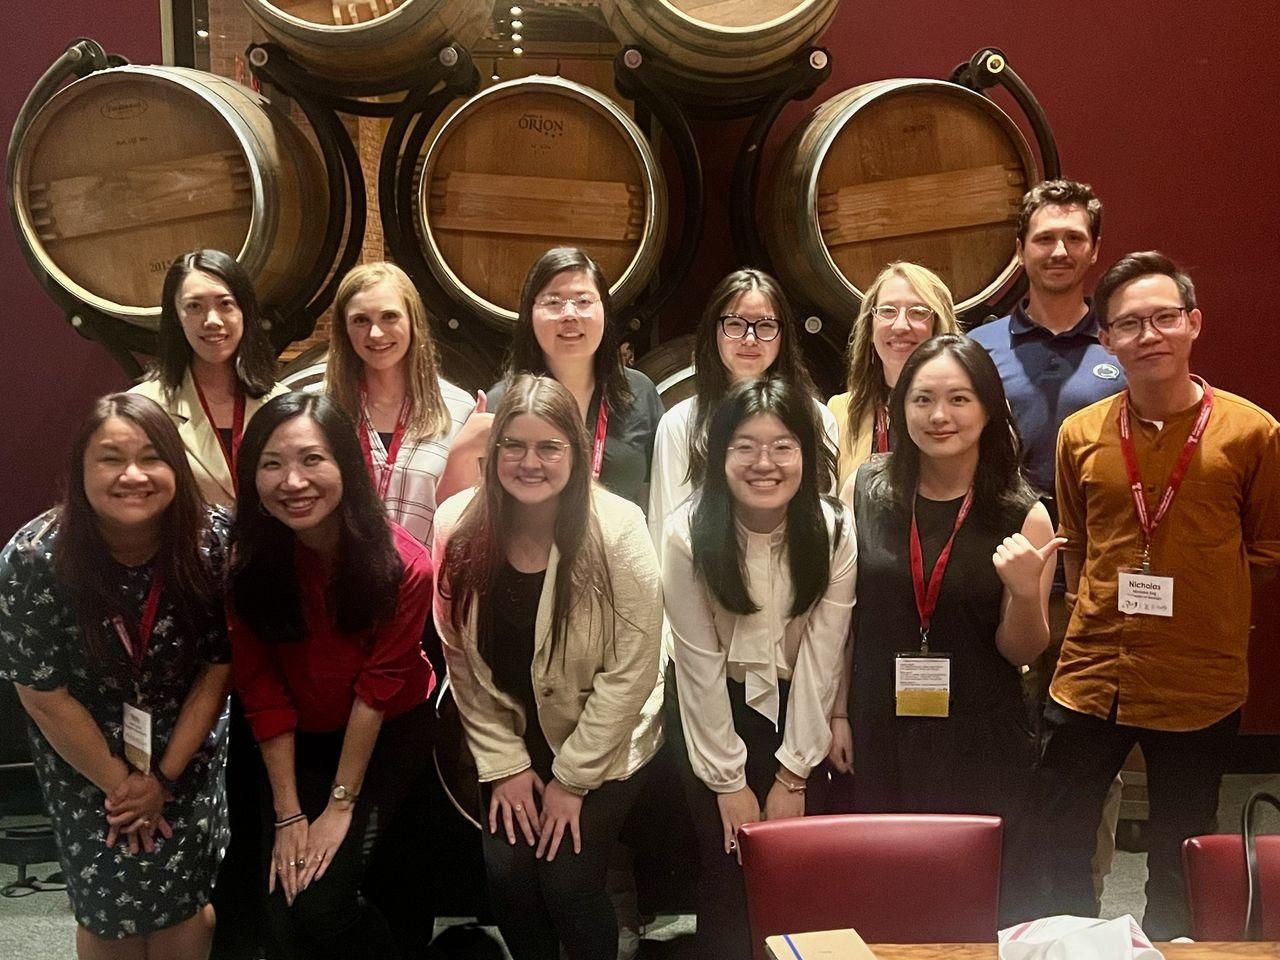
1182 834 1280 940
738 813 1002 957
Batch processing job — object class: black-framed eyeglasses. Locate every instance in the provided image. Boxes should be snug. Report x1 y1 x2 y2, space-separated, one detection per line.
719 314 781 342
496 438 570 463
1105 307 1186 342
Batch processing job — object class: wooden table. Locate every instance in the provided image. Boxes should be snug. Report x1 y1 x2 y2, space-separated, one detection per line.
864 945 1280 959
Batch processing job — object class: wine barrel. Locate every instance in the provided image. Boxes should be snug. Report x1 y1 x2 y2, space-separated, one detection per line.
415 76 667 334
9 65 326 331
636 335 697 411
241 0 490 87
599 0 840 102
764 78 1038 327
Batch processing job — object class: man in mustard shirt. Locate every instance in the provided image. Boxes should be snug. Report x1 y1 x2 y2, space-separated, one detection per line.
1039 251 1280 936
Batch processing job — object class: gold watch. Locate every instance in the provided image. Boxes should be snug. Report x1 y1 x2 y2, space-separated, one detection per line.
331 784 359 804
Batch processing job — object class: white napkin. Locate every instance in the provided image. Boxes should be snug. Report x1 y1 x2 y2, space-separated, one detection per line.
998 915 1165 960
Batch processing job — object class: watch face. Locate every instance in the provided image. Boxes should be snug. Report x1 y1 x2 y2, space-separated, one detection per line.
332 785 348 800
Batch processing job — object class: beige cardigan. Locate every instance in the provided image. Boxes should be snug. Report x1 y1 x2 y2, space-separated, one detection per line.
827 392 876 495
432 486 664 794
132 370 288 507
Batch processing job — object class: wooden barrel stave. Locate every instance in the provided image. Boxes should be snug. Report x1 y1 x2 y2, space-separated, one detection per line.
242 0 491 86
415 76 667 333
11 65 327 330
765 78 1037 328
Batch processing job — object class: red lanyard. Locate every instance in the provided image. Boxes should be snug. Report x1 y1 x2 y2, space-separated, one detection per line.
111 571 165 671
1117 377 1214 569
591 397 609 480
909 487 974 652
359 383 410 501
193 380 245 493
874 403 891 454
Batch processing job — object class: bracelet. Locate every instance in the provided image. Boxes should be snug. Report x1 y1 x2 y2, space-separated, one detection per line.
830 714 848 720
274 813 306 829
774 772 807 793
153 768 180 796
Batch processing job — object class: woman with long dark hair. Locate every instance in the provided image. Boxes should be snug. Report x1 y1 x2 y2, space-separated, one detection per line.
664 377 856 960
0 393 232 958
132 248 287 508
488 247 665 508
648 267 838 547
326 260 484 546
434 374 662 960
228 393 435 959
847 333 1061 922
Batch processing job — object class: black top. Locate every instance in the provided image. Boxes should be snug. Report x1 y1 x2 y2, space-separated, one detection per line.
850 463 1034 720
480 562 554 778
216 426 234 456
488 366 665 508
377 431 394 450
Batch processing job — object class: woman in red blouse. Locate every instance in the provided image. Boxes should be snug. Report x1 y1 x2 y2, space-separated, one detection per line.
228 392 434 960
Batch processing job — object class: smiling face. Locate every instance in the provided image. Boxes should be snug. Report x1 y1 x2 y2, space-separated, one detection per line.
1018 203 1099 297
531 270 605 366
495 412 574 510
904 355 990 465
871 275 936 386
343 279 412 373
83 416 177 539
716 287 782 382
1099 273 1200 386
724 413 802 529
177 269 244 369
255 416 344 549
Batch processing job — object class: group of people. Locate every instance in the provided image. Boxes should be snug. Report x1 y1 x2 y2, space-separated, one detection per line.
0 178 1275 960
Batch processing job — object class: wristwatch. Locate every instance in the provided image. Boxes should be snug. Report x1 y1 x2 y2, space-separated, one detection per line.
331 783 359 804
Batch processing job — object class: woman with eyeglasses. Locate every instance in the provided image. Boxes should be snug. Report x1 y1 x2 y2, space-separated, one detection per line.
663 377 855 960
132 249 288 509
648 268 838 549
827 262 960 496
433 374 663 960
847 334 1061 923
228 393 435 959
487 247 665 508
0 393 232 959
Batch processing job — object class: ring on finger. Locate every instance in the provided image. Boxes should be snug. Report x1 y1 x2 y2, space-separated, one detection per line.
515 802 524 811
728 839 738 851
294 857 306 868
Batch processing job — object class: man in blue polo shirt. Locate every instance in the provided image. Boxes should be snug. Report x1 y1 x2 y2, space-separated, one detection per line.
970 178 1126 901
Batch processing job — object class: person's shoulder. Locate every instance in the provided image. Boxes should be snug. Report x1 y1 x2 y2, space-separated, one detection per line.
439 376 477 412
485 377 509 406
0 509 61 576
129 375 170 407
813 396 838 427
592 484 647 532
657 396 695 431
389 520 433 572
623 367 663 413
434 487 476 538
966 315 1013 348
1060 391 1122 438
1210 386 1280 433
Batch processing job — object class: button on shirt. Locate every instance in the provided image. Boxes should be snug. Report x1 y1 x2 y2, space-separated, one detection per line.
1052 387 1280 731
969 301 1125 497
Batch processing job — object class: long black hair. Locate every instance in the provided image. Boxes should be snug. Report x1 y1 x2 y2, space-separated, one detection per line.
690 377 843 618
152 249 278 398
687 268 826 487
54 393 216 656
230 392 402 644
502 247 633 410
869 334 1035 527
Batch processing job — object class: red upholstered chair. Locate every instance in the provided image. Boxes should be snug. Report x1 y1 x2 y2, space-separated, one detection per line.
1182 834 1280 940
737 813 1002 957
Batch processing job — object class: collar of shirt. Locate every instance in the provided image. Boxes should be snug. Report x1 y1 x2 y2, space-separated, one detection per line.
1009 298 1101 340
728 518 789 729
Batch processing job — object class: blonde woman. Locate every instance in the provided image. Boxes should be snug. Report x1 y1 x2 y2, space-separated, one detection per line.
326 261 488 547
828 262 960 493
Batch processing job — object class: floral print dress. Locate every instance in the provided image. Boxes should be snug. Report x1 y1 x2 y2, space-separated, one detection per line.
0 508 231 939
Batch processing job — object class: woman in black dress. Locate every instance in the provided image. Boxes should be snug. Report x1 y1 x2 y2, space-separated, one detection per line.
847 334 1063 923
0 393 231 958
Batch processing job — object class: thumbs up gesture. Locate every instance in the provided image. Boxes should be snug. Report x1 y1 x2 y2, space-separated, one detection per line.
992 533 1068 599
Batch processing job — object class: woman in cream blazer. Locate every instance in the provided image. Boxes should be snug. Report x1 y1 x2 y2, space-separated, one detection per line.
433 374 662 960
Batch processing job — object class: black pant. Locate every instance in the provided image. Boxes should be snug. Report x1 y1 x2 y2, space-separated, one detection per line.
263 703 433 960
480 766 649 960
666 668 791 960
1036 701 1240 938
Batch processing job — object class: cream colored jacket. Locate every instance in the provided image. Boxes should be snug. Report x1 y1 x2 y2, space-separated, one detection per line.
132 371 288 507
432 486 664 793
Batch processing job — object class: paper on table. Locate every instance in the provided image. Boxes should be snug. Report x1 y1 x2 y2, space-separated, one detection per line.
999 915 1165 960
765 927 879 960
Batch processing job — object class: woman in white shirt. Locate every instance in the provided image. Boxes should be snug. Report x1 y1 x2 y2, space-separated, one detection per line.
433 374 662 960
325 261 486 548
648 268 839 549
663 376 856 960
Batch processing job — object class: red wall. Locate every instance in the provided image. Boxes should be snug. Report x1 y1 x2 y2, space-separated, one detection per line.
3 1 1278 728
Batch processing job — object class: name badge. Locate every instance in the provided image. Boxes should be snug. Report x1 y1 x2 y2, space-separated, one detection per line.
895 653 951 718
1118 568 1174 617
122 702 152 774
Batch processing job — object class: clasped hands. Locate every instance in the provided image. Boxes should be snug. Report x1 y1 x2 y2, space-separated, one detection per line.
104 770 172 854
